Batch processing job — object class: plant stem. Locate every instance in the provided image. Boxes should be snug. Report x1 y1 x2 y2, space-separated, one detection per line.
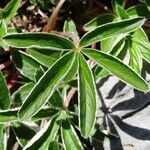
47 0 66 32
64 88 76 108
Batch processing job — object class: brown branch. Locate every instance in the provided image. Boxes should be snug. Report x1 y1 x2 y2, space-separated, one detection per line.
64 88 76 108
46 0 66 32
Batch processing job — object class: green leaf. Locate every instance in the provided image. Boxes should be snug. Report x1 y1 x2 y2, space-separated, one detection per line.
0 20 7 38
112 0 126 17
132 28 150 63
28 48 61 67
32 108 58 121
96 38 127 78
80 17 145 47
0 71 10 110
145 0 150 11
82 48 149 91
101 34 127 53
0 107 58 123
2 0 21 24
0 108 18 123
78 53 96 138
112 0 125 10
12 82 35 103
18 52 76 120
134 40 150 63
12 51 44 82
84 13 116 31
129 41 142 74
23 114 61 150
61 112 83 150
0 20 8 49
3 33 75 50
63 19 78 34
49 91 63 108
64 55 78 82
49 141 59 150
127 4 150 19
115 5 129 19
12 123 36 147
0 125 5 150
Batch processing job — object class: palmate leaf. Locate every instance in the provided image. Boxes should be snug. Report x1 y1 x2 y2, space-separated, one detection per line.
23 114 61 150
82 48 149 91
61 111 83 150
18 52 76 120
2 0 21 24
80 17 145 47
0 71 10 110
3 33 75 50
78 54 96 138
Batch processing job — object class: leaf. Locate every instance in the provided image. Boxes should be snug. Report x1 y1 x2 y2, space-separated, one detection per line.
127 4 150 19
132 28 150 63
129 41 143 74
0 20 8 49
64 55 78 82
32 108 58 121
0 20 7 38
80 17 145 47
82 48 149 91
12 123 36 147
112 0 125 10
0 107 58 123
28 48 61 67
49 141 59 150
78 53 96 138
61 112 83 150
63 19 78 34
49 91 63 108
115 5 129 19
23 114 61 150
101 34 127 53
0 108 18 123
12 82 35 103
96 38 127 78
2 0 21 24
84 13 116 31
0 125 5 150
3 33 75 50
112 0 126 17
145 0 150 11
18 52 76 120
12 51 44 82
0 71 10 110
134 40 150 63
